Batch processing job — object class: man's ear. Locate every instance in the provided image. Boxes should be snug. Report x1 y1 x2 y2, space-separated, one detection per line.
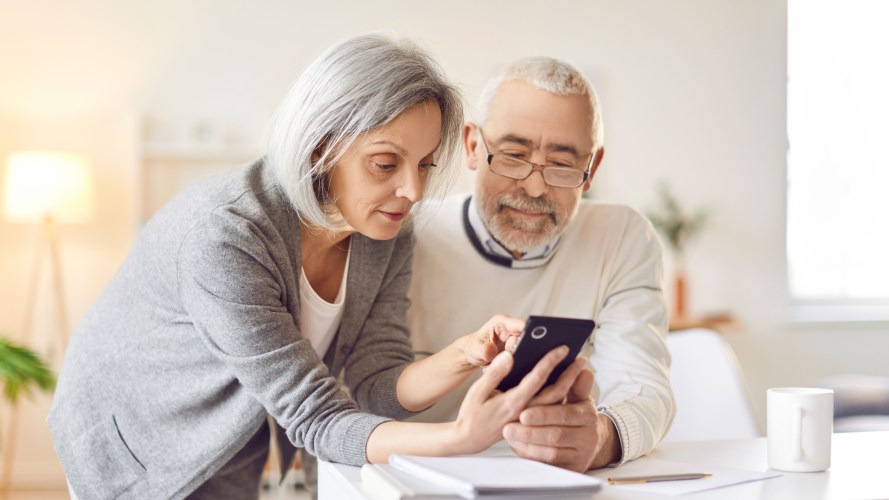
463 123 480 171
582 146 605 193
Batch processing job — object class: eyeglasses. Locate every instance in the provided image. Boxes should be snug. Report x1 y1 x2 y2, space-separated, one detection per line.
477 127 593 188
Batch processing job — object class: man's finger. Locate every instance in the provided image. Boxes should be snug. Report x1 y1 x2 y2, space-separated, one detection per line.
520 401 593 427
505 422 582 447
506 438 583 471
567 367 594 404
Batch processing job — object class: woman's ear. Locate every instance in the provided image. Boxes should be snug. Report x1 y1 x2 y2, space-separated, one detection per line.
311 140 327 166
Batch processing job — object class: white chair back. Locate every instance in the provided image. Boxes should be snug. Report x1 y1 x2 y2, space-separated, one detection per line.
663 328 760 441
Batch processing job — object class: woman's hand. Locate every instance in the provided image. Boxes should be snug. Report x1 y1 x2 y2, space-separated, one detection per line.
369 343 573 463
457 314 525 371
451 345 570 454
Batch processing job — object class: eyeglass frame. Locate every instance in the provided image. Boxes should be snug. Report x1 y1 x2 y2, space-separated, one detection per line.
476 127 594 188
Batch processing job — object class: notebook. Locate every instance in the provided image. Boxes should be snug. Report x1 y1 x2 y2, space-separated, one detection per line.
361 463 458 500
387 455 603 499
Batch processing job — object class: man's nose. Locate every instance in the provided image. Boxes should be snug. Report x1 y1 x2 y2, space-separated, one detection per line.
517 167 548 198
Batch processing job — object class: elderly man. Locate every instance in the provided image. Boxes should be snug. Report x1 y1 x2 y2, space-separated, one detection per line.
409 57 675 471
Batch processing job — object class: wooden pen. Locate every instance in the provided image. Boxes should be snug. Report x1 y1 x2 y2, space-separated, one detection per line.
608 473 713 485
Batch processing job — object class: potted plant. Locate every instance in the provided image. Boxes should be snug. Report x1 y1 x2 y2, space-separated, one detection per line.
0 333 55 491
646 182 709 319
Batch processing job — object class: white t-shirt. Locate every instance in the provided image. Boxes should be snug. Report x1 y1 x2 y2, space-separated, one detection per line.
299 246 351 358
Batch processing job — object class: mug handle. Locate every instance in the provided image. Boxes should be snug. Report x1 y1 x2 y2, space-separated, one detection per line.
792 406 803 462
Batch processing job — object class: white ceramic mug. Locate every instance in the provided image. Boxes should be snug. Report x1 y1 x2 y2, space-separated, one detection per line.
767 387 834 472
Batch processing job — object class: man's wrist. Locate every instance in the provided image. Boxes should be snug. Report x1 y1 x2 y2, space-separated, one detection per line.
589 413 622 469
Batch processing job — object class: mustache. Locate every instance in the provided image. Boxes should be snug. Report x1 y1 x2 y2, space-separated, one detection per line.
496 194 558 224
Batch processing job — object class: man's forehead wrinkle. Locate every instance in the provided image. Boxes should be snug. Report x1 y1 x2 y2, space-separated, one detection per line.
494 132 581 158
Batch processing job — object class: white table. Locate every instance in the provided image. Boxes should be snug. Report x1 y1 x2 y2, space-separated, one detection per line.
319 431 889 499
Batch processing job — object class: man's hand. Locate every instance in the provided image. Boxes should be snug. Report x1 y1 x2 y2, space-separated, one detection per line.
503 364 622 472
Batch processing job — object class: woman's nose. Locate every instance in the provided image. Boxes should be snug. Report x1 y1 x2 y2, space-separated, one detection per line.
395 166 423 202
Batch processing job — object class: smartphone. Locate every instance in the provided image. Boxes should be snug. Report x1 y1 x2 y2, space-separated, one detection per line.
496 315 596 392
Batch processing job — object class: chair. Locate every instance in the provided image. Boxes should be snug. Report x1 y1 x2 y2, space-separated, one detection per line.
662 328 760 441
817 374 889 432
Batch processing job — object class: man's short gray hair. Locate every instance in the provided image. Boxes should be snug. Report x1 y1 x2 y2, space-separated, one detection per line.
267 33 463 229
475 57 604 149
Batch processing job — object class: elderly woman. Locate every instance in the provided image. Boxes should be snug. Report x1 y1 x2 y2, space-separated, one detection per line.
48 34 578 500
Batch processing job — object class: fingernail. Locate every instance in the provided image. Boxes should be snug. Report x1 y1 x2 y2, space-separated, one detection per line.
503 425 515 439
559 345 569 355
494 350 510 365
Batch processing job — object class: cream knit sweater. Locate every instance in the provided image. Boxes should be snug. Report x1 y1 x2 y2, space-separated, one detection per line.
409 195 675 465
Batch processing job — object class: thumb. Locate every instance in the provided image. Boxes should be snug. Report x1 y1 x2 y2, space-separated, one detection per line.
567 368 594 404
466 339 499 367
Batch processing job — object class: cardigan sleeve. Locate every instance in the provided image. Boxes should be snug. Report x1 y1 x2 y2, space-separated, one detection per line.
341 232 418 419
176 212 389 466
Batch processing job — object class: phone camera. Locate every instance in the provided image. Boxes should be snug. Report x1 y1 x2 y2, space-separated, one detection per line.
530 326 547 339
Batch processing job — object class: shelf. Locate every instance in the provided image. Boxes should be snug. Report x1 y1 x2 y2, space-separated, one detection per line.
138 140 261 224
141 143 259 162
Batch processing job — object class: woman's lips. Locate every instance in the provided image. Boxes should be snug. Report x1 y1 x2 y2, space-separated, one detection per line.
379 211 406 221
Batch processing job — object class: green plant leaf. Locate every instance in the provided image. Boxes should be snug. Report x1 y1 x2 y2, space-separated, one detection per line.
645 182 710 253
0 335 56 405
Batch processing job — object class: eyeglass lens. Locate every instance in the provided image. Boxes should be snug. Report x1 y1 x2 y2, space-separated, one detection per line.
489 156 585 187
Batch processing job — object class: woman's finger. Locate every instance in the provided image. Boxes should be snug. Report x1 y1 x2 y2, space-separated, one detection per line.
507 345 569 407
466 340 498 367
493 316 525 341
465 351 513 404
527 357 586 408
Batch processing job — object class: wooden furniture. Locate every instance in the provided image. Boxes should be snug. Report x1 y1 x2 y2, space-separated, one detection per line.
669 312 743 334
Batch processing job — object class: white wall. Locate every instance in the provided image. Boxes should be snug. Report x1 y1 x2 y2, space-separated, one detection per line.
1 0 886 488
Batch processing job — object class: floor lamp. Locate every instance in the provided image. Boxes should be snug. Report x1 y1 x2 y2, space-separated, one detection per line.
1 151 95 494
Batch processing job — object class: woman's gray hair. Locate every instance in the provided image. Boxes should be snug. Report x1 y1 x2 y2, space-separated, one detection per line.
475 57 604 149
267 33 463 229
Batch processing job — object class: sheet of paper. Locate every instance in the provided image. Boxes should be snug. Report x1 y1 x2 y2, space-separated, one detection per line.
587 458 781 496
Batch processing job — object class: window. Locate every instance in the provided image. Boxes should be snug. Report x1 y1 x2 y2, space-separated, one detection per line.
787 0 889 321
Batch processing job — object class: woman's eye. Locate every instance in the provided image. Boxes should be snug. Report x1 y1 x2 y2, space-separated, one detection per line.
419 162 438 170
373 161 397 171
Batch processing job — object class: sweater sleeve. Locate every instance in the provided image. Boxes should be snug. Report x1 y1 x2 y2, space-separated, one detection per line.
176 212 389 466
592 213 675 465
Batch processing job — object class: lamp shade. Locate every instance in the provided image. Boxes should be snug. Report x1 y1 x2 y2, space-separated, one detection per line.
2 151 96 223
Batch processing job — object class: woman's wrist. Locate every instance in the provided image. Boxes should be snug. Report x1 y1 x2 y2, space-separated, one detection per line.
449 335 477 374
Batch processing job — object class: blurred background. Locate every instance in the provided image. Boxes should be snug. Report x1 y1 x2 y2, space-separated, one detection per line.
1 0 887 493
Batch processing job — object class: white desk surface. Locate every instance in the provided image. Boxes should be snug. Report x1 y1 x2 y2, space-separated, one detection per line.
319 431 889 500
